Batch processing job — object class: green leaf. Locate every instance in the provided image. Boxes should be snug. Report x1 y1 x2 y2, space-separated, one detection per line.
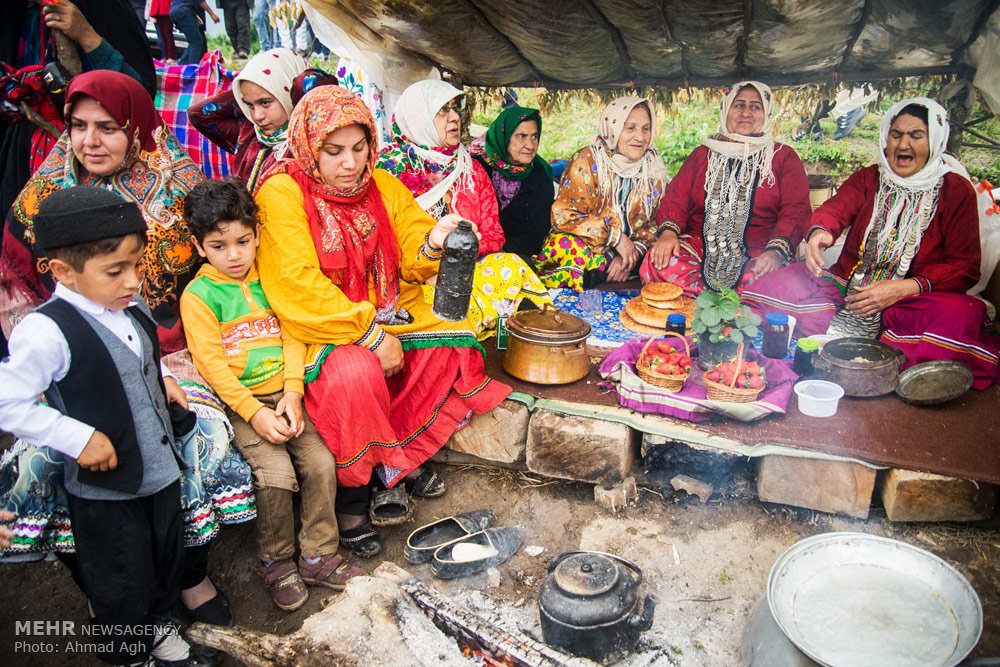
740 325 759 337
735 315 752 327
709 332 721 343
701 309 722 327
730 330 744 344
719 302 739 320
692 321 707 333
694 291 717 308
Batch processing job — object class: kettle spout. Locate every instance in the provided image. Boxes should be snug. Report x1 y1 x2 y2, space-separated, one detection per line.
629 593 659 632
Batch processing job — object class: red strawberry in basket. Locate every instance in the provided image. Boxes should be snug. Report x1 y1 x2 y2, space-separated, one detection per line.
748 376 764 389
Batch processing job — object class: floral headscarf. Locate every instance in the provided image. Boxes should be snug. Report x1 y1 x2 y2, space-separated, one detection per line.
261 85 400 310
233 48 308 147
376 79 475 215
2 70 203 331
587 96 668 225
481 106 552 181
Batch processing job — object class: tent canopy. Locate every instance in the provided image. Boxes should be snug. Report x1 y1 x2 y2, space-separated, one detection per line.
306 0 998 89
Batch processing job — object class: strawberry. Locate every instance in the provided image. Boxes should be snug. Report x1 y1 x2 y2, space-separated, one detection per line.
705 370 720 382
656 341 674 353
721 371 734 385
666 352 681 365
722 326 733 337
748 376 764 389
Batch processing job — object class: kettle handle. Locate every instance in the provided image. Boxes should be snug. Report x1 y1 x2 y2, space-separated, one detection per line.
547 550 643 586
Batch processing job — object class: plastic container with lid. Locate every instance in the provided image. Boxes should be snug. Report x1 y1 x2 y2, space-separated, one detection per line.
793 337 820 376
762 313 790 359
665 313 686 336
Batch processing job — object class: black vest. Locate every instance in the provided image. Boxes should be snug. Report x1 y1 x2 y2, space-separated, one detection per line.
475 155 555 263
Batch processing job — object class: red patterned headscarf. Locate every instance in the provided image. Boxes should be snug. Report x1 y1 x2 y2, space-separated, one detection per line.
261 85 400 308
65 70 163 153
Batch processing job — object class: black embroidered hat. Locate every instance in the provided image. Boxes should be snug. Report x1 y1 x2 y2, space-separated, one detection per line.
33 185 146 251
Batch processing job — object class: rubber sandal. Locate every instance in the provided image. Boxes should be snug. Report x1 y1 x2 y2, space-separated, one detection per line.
403 468 447 498
340 518 382 557
298 553 366 590
404 509 495 564
369 486 412 526
431 526 523 579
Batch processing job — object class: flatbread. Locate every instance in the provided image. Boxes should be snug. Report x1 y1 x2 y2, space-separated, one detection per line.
619 309 667 335
642 297 682 310
641 283 684 302
625 296 696 329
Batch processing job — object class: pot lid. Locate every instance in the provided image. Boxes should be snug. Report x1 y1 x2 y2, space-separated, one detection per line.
553 552 620 597
507 304 591 343
821 337 898 365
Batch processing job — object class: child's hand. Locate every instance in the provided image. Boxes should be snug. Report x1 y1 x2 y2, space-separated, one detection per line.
275 392 305 438
77 431 118 472
163 376 189 409
250 407 293 445
0 510 15 549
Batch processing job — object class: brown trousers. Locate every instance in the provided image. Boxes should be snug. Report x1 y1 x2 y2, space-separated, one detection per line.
230 392 339 562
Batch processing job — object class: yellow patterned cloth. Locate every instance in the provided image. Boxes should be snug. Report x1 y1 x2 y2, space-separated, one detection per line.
422 252 551 339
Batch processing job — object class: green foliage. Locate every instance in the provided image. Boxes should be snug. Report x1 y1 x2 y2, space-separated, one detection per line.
692 288 761 344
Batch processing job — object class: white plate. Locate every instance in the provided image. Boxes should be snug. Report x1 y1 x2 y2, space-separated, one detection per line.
767 533 982 667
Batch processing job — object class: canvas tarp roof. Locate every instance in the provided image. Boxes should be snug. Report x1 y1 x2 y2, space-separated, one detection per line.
304 0 999 97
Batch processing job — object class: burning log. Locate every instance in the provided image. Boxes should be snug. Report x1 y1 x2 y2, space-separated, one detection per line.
186 563 598 667
376 563 599 667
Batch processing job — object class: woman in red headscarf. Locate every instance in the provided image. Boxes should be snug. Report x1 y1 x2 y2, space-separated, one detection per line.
0 70 203 352
254 85 511 556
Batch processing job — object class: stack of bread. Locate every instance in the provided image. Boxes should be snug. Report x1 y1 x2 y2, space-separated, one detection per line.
620 283 695 334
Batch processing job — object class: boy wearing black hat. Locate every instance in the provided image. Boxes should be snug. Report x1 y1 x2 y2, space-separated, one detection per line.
0 186 200 666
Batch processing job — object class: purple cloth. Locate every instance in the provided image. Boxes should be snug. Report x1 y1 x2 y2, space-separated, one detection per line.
599 338 799 422
489 167 523 210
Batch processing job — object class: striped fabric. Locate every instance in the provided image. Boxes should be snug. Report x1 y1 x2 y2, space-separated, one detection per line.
599 337 799 423
154 51 235 179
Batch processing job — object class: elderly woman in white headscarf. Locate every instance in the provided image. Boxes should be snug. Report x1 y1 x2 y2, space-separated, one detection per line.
742 97 998 388
534 96 670 291
377 79 550 339
189 48 337 190
641 81 811 295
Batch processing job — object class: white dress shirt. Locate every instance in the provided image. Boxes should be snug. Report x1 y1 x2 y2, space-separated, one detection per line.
0 284 171 459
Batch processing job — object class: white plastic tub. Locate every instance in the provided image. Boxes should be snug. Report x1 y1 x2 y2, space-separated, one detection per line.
794 380 844 417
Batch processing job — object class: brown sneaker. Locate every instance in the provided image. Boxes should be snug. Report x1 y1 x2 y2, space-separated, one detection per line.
298 553 366 591
263 559 308 611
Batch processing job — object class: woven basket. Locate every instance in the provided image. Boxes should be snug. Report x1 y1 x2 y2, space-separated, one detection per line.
704 347 764 403
636 332 691 392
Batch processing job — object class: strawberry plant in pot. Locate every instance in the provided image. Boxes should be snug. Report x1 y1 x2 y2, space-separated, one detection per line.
691 288 762 370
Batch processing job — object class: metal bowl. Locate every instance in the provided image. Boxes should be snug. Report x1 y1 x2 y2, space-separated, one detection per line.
895 360 974 406
767 532 982 667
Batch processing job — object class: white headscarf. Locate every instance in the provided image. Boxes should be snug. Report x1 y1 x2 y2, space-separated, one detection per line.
232 48 308 148
393 79 475 212
701 80 777 187
588 96 669 225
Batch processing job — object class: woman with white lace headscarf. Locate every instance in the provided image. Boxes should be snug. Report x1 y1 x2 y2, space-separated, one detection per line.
642 81 812 295
742 97 999 389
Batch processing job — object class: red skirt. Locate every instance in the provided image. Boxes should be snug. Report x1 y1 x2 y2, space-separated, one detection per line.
305 344 511 488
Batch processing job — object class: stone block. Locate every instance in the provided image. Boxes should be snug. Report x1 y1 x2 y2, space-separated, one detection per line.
445 399 528 464
594 476 638 512
526 409 637 484
670 474 713 503
756 455 876 519
880 469 997 522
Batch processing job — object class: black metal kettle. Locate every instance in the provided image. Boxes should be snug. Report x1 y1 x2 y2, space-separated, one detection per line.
539 551 658 664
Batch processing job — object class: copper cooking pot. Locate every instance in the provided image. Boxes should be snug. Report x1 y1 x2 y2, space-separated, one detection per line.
502 305 591 384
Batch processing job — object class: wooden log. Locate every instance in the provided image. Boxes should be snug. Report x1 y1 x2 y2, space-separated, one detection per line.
880 469 997 522
445 399 529 463
757 455 876 519
376 563 600 667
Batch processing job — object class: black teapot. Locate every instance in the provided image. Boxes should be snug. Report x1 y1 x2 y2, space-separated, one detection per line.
539 551 658 663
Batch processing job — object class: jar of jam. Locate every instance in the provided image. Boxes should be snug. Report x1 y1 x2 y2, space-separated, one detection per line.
793 337 819 375
762 313 790 359
665 313 686 336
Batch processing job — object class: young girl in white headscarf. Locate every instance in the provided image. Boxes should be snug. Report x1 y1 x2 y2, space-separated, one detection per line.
642 81 811 295
189 48 337 190
377 79 550 339
742 97 998 388
535 96 669 291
